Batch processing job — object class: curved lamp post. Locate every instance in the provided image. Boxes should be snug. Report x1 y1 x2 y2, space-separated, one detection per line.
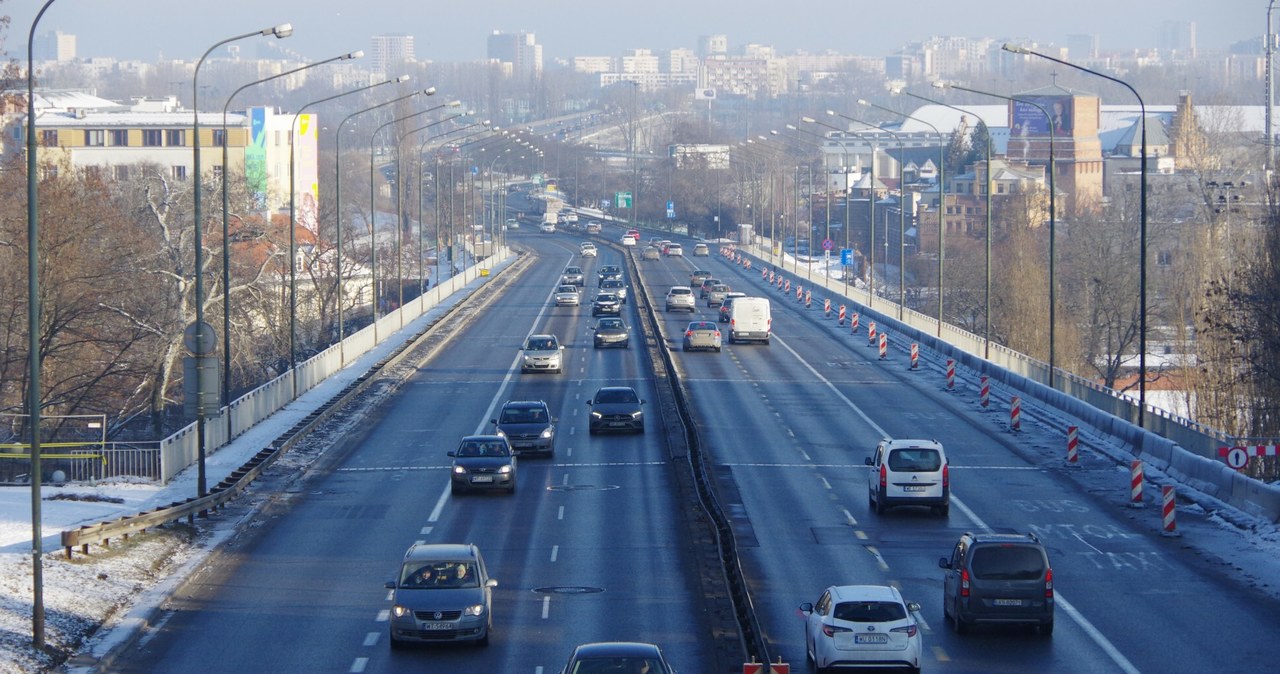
418 122 489 288
1003 42 1149 425
936 81 1058 389
220 49 360 418
396 111 465 316
856 100 947 336
332 84 430 363
288 75 402 395
194 23 292 499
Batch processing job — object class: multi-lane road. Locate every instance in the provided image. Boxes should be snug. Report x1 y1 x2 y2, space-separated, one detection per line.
111 220 1280 673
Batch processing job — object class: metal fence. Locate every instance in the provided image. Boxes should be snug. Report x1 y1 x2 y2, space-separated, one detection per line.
0 442 162 484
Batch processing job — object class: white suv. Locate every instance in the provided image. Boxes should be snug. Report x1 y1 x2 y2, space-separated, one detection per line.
866 439 949 516
664 286 696 313
520 334 564 374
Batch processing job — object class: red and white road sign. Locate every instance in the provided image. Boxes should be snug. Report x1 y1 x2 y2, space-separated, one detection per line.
1217 445 1277 470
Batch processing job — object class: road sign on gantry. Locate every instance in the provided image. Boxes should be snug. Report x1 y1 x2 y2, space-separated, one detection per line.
615 191 632 208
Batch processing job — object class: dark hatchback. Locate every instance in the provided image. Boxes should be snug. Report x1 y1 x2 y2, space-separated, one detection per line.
491 400 556 457
558 641 677 674
592 317 630 349
447 435 516 495
586 386 645 434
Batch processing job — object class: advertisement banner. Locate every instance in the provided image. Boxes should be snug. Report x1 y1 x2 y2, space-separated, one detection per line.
246 107 268 208
1012 96 1072 137
295 114 319 234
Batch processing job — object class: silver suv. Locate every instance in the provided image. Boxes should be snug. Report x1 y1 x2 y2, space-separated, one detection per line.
940 532 1054 635
491 400 556 456
865 438 949 515
521 334 564 373
560 266 585 286
386 543 498 648
664 286 696 313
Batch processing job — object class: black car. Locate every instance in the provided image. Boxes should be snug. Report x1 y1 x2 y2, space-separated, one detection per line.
591 292 622 316
592 317 630 349
447 435 517 494
586 386 645 434
597 264 622 281
558 641 677 674
491 400 556 456
940 531 1055 635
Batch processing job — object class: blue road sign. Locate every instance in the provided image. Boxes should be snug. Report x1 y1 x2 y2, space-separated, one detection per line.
840 248 854 266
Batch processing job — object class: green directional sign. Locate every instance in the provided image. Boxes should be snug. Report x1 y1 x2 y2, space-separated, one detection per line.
615 191 632 209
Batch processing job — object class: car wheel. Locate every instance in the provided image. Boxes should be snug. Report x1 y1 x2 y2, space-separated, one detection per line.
1039 620 1054 636
477 626 490 647
953 605 970 634
874 489 886 514
682 344 689 352
451 483 463 496
715 346 721 352
389 633 406 650
507 482 517 495
934 502 950 517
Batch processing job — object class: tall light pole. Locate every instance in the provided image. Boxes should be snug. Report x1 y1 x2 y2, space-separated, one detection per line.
804 116 881 304
1003 43 1149 425
856 99 947 336
194 23 292 498
425 127 492 283
936 82 1059 388
288 76 400 396
333 82 426 363
221 50 360 414
397 112 465 311
419 122 488 292
25 0 60 649
783 125 830 283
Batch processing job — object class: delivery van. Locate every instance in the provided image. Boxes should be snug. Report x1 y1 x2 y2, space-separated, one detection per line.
728 297 771 344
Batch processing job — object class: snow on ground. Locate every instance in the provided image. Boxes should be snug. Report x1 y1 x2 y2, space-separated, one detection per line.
0 252 1277 673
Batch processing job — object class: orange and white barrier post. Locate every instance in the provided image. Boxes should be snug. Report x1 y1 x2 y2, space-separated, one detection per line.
805 290 812 308
867 321 877 346
910 343 919 369
1010 396 1022 432
1066 426 1079 463
878 332 888 360
1129 460 1145 507
796 286 804 303
850 312 859 334
745 259 751 270
979 375 989 408
763 269 770 281
784 279 791 293
838 305 847 325
1161 486 1180 537
946 358 956 390
824 298 832 318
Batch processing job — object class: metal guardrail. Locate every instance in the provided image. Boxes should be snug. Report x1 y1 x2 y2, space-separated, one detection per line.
59 255 531 558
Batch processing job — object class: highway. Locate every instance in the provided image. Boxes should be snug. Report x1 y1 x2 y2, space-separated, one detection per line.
109 219 1280 673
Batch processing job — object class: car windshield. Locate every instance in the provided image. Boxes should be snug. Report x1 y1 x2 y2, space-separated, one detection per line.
597 294 617 302
500 407 547 424
888 448 942 472
595 389 638 404
833 600 907 623
970 546 1046 580
570 658 663 674
399 561 480 589
527 338 557 351
558 286 576 293
599 320 624 330
456 439 511 458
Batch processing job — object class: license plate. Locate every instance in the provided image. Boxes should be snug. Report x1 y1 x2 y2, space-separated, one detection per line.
855 633 889 644
471 475 494 483
609 422 628 427
421 621 453 630
903 485 927 492
994 599 1023 606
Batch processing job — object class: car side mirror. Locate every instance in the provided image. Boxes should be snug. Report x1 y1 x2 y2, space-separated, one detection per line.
585 400 593 406
640 400 647 405
552 417 559 423
385 581 396 589
486 579 498 588
907 602 921 613
864 457 873 466
560 345 565 350
447 451 457 457
490 419 497 425
799 602 814 614
938 557 951 569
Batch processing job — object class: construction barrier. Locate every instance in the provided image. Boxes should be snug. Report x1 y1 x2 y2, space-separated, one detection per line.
979 375 990 408
1067 426 1079 463
1130 460 1146 507
805 290 812 308
946 358 956 390
744 259 751 270
743 662 790 674
784 279 791 293
824 298 832 318
838 305 846 325
910 343 919 369
1161 486 1180 536
878 332 888 360
867 322 877 346
850 313 859 334
1010 396 1022 432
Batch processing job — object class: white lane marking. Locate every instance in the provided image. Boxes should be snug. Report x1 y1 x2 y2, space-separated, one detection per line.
819 476 832 490
420 526 432 535
558 505 565 520
362 632 379 647
376 609 389 622
772 334 1140 673
350 657 368 673
842 509 857 526
541 595 551 619
384 590 393 602
550 545 559 562
865 545 890 571
427 486 450 523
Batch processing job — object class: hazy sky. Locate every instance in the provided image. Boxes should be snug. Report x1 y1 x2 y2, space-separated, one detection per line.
3 0 1265 63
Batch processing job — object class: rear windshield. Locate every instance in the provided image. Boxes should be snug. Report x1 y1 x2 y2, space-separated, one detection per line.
970 545 1046 580
833 601 907 622
888 448 942 472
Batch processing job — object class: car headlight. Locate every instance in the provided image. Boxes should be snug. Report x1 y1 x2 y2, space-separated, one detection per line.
523 355 534 364
494 429 507 437
463 603 486 617
540 427 554 439
631 411 643 419
498 465 513 474
453 465 467 475
392 605 410 618
591 411 603 419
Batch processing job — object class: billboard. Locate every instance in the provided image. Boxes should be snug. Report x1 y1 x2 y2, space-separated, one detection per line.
294 114 319 234
246 107 268 208
1011 95 1072 137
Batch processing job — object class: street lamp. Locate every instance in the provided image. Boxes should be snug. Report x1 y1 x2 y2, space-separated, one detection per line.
419 122 489 292
425 126 493 282
783 125 830 283
934 81 1059 388
194 23 292 499
856 99 947 336
333 83 429 363
1003 42 1150 425
397 111 466 312
898 90 994 358
288 75 401 396
220 49 361 414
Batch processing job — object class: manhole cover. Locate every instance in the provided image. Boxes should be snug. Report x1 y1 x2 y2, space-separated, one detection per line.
546 484 620 491
532 586 605 595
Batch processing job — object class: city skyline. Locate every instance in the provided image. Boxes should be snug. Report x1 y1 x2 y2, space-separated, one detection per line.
4 0 1261 65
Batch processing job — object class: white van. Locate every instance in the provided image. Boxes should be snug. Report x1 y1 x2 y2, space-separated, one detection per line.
728 297 771 344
